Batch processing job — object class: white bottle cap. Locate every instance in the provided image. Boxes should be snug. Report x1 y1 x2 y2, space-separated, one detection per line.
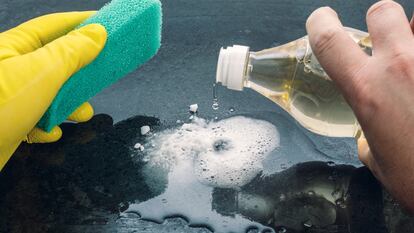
216 45 250 91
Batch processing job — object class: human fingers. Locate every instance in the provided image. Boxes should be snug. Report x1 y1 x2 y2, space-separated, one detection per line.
0 11 96 61
366 1 413 55
306 7 369 99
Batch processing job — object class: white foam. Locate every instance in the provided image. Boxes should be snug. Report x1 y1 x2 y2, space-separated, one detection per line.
140 125 151 135
143 116 279 188
128 116 279 232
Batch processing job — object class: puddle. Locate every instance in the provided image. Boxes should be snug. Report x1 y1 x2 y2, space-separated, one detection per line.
2 113 377 233
122 113 360 232
126 116 279 232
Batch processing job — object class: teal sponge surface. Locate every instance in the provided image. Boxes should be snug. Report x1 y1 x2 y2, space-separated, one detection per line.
37 0 162 132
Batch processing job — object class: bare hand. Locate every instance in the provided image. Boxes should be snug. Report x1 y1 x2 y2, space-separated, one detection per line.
306 0 414 211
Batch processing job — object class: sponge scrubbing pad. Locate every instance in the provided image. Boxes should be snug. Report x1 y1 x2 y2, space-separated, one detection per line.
37 0 162 132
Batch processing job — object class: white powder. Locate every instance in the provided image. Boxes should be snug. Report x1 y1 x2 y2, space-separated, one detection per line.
189 104 198 113
140 125 151 135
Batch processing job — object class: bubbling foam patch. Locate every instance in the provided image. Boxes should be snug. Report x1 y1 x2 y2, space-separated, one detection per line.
127 116 280 232
143 116 279 188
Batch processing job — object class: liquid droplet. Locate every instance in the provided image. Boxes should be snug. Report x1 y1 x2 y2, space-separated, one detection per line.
228 107 235 113
212 83 219 110
212 101 219 110
327 161 335 167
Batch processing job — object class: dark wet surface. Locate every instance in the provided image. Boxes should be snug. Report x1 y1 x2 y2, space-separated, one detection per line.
0 114 412 233
1 0 414 232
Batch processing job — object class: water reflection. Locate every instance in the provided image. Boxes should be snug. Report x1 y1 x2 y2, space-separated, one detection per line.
0 114 412 233
212 162 384 232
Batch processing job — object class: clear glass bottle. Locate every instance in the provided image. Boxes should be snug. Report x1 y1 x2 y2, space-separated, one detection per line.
216 27 371 138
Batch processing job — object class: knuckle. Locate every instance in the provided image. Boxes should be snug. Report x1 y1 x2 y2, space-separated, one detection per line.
311 28 342 57
386 52 414 78
352 77 380 121
367 0 403 19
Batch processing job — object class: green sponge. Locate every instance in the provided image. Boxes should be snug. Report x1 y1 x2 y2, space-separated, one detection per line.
37 0 162 132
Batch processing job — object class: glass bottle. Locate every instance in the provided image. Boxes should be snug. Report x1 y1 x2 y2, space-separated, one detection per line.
216 27 371 138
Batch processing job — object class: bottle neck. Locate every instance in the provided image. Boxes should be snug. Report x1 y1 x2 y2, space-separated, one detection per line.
216 45 250 91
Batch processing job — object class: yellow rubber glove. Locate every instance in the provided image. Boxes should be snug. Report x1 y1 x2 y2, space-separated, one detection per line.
0 11 107 170
26 102 95 143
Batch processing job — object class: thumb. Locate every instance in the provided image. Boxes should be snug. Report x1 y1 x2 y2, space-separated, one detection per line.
26 126 63 144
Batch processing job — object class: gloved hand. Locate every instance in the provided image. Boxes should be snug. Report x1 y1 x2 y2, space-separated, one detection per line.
26 102 95 143
0 11 107 170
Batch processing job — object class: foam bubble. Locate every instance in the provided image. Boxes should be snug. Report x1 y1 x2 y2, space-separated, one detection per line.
134 143 145 151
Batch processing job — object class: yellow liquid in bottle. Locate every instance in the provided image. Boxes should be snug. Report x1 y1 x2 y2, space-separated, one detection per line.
245 33 371 137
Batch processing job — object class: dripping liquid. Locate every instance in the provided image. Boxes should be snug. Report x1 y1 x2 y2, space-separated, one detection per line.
212 83 219 110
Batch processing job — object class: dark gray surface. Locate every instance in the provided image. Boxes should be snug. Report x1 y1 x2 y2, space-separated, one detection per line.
1 0 414 233
0 0 412 123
